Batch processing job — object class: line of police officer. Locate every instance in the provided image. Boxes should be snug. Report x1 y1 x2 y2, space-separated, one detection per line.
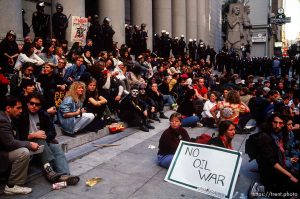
23 1 68 43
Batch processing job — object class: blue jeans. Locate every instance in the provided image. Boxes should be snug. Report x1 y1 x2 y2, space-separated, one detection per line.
157 154 174 169
181 116 199 127
163 95 176 106
49 143 70 175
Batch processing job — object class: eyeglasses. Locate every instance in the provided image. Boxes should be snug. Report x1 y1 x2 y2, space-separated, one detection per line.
29 102 41 107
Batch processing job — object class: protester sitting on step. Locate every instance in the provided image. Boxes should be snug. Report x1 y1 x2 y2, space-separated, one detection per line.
157 112 190 169
256 113 299 193
177 89 201 127
120 85 154 132
58 81 95 137
0 96 39 195
209 120 236 149
17 93 80 185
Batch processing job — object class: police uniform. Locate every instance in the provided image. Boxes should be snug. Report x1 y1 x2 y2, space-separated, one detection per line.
32 2 50 41
52 4 68 42
101 17 115 52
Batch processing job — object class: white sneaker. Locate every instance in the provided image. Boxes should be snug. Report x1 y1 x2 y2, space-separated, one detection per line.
4 185 32 195
196 122 204 127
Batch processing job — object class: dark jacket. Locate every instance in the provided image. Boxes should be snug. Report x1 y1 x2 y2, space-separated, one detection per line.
208 137 226 148
17 109 57 143
0 111 31 173
256 131 283 184
158 126 190 155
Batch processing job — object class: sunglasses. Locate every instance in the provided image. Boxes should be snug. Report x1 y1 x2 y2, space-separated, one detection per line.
29 101 41 107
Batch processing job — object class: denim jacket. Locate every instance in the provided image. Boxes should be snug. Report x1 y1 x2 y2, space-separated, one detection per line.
58 96 82 134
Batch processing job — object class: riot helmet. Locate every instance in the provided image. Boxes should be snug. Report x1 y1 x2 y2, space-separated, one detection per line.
56 3 63 11
36 1 45 10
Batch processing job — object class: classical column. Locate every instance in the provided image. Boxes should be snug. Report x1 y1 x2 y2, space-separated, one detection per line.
172 0 186 38
131 0 153 50
186 0 197 41
153 0 172 36
0 0 22 41
98 0 125 45
52 0 85 46
205 0 212 45
197 0 207 42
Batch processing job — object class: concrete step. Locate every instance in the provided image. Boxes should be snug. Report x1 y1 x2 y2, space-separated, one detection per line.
56 127 110 151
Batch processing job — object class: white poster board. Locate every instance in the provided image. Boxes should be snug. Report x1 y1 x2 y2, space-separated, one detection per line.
70 16 88 46
165 141 242 199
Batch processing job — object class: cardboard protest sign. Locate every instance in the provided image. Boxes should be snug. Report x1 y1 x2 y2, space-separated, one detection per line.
70 16 88 46
165 141 242 199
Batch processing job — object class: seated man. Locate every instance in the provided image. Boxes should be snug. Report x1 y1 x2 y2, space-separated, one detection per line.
17 93 80 185
120 85 154 132
0 96 39 195
147 83 169 119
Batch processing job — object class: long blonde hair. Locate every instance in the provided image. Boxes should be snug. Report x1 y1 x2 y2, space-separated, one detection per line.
66 81 86 103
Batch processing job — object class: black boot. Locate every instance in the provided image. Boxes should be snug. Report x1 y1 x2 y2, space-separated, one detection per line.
44 164 62 183
145 123 155 129
159 112 168 119
139 124 149 132
152 113 160 121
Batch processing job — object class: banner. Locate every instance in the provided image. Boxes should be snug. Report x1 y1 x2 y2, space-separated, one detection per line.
165 141 242 199
70 16 88 46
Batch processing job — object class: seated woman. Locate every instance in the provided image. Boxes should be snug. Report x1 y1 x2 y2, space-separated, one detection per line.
177 89 200 127
210 90 250 133
37 63 66 110
83 78 108 130
157 112 190 169
209 120 236 149
201 91 219 127
58 81 95 137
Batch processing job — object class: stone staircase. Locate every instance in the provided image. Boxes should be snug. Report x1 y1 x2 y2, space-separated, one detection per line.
26 108 173 182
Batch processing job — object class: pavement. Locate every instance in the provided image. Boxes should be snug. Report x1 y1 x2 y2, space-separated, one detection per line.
0 110 260 199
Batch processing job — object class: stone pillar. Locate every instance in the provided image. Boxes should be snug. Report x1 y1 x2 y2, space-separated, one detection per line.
205 0 211 45
197 0 207 42
131 0 153 50
52 0 85 46
172 0 186 38
186 0 197 41
98 0 125 46
0 0 22 41
153 0 172 36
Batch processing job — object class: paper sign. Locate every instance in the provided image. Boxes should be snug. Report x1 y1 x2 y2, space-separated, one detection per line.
165 141 242 199
70 16 88 46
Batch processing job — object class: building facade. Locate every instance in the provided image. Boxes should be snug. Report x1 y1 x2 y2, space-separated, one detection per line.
0 0 223 51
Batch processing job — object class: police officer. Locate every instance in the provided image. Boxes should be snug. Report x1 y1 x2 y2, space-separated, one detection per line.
197 40 206 61
188 39 195 60
132 25 141 57
171 37 179 58
161 31 171 59
32 1 50 41
178 35 186 58
125 24 133 49
153 33 160 56
101 17 115 52
22 9 30 38
87 14 102 57
140 23 148 53
52 3 68 43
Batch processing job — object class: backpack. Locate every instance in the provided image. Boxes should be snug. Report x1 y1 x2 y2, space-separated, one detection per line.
192 133 215 144
245 132 261 162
